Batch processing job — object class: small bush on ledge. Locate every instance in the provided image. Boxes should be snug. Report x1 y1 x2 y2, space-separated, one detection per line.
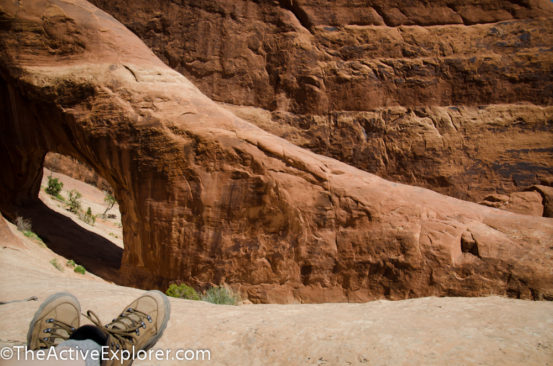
66 259 86 274
15 216 32 232
74 265 86 275
45 175 64 200
16 216 46 247
81 207 96 225
201 285 241 305
67 190 82 214
166 283 200 300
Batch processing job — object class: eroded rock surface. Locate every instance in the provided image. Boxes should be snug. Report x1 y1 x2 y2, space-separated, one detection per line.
1 0 553 303
2 216 552 365
89 0 553 201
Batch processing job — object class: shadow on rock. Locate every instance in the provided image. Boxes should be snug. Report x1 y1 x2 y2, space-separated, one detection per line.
16 200 123 284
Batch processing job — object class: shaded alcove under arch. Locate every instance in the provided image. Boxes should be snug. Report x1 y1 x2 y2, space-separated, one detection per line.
15 199 123 282
16 152 124 284
0 75 124 284
0 74 169 291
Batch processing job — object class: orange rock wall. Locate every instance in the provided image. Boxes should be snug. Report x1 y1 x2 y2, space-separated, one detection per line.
1 0 552 303
90 0 553 201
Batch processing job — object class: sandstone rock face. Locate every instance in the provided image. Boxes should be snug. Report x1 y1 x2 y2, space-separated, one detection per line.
1 0 553 303
89 0 553 202
535 185 553 217
0 213 24 250
44 152 112 192
2 224 552 366
480 191 543 217
480 185 553 217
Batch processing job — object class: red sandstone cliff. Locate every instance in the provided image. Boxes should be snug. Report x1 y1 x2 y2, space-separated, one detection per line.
1 0 552 303
90 0 553 202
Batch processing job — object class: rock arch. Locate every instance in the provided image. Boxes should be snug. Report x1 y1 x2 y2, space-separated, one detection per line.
1 0 552 302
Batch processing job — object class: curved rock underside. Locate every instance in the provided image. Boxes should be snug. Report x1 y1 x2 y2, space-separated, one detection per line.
90 0 553 202
1 0 552 303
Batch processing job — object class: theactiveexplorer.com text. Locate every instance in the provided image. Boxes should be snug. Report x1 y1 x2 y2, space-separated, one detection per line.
1 345 211 362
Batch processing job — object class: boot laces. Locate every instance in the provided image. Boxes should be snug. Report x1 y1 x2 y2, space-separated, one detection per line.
85 308 152 351
40 318 76 348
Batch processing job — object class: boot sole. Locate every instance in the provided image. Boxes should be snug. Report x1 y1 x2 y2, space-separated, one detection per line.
26 292 81 348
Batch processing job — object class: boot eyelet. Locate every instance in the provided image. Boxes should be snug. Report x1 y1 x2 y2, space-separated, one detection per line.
141 321 146 328
46 318 54 323
43 328 51 333
136 329 140 335
147 315 152 322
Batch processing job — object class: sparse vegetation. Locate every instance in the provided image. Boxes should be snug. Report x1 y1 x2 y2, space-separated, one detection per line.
81 207 96 225
66 259 85 274
23 230 43 242
15 216 45 246
67 190 82 213
108 232 119 239
102 191 117 218
15 216 32 232
201 285 241 305
66 190 96 226
166 283 200 300
164 283 241 304
50 258 64 272
45 175 64 200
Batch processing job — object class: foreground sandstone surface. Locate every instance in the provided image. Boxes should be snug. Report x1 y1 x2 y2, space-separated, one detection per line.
90 0 553 201
1 0 553 303
1 217 552 366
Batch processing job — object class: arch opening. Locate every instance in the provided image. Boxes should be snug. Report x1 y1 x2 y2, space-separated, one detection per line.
17 152 124 283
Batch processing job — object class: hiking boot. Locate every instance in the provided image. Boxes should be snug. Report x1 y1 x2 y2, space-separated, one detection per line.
27 292 81 349
86 290 170 366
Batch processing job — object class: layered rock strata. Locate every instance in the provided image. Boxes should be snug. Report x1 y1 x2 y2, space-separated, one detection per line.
1 0 552 302
90 0 553 201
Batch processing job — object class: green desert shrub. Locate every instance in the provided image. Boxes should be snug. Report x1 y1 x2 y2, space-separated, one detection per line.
81 207 96 225
45 175 63 199
166 283 200 300
23 230 43 243
67 190 82 213
66 190 96 226
201 285 241 305
74 265 86 275
66 259 85 274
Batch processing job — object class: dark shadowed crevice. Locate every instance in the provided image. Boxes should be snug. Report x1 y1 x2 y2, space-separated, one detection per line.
460 231 480 257
278 0 313 33
16 200 123 282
